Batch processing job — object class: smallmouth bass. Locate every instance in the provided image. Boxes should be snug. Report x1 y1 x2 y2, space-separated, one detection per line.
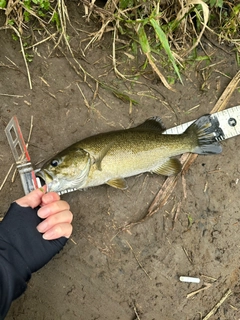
37 115 223 193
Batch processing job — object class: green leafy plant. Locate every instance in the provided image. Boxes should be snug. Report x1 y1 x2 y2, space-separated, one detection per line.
1 0 239 90
209 0 223 8
23 0 51 21
0 0 6 9
1 0 60 30
79 0 239 89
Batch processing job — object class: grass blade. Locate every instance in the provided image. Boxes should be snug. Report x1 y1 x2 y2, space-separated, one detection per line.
137 24 174 90
150 18 182 84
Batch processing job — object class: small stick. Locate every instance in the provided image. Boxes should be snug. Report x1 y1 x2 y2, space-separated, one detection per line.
172 201 182 229
229 304 238 311
5 56 18 68
93 81 99 101
200 59 226 71
204 181 208 193
39 76 50 87
125 240 151 280
182 175 187 199
214 70 233 79
25 32 59 50
182 246 193 264
70 237 77 245
132 301 141 320
112 26 128 80
11 168 17 183
187 282 212 298
203 289 232 320
0 25 32 89
0 93 24 98
0 164 14 191
200 274 217 282
211 70 240 113
76 83 91 109
26 115 34 148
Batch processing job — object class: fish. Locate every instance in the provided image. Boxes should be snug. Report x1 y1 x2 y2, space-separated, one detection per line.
36 115 223 193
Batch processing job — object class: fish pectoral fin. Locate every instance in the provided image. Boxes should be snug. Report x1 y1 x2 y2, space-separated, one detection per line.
106 178 128 190
153 158 182 176
95 157 102 171
133 116 166 132
94 144 113 171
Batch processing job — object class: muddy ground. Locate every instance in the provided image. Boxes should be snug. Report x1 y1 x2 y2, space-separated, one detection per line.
1 2 240 319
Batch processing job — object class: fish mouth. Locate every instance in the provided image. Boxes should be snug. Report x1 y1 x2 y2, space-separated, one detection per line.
37 175 46 187
36 157 91 193
36 170 54 189
36 168 86 194
36 169 62 193
36 170 51 183
36 170 78 194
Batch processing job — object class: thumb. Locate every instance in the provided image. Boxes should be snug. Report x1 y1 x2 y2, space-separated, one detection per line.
15 186 47 208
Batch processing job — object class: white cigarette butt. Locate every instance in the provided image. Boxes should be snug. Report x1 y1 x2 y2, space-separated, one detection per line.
179 276 200 283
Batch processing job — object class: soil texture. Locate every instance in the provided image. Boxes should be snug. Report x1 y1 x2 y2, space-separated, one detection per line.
1 2 240 319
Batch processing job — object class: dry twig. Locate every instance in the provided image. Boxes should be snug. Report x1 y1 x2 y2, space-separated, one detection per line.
187 282 212 299
203 289 232 320
0 25 32 89
26 115 34 148
125 240 151 280
0 164 14 191
182 246 193 264
76 83 91 109
132 301 141 320
0 93 23 98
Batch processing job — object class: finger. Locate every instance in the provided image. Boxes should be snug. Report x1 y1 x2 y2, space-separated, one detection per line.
41 192 60 206
16 186 47 208
42 223 73 240
37 209 73 233
37 200 70 219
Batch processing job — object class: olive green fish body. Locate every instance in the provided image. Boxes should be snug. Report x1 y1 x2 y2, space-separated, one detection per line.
77 130 194 188
37 115 223 193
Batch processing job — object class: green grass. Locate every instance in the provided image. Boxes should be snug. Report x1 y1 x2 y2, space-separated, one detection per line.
109 0 239 87
1 0 239 89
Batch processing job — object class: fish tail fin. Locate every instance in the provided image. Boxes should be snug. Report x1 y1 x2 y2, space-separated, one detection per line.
185 115 223 155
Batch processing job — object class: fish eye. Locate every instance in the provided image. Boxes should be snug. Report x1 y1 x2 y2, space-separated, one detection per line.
51 159 59 167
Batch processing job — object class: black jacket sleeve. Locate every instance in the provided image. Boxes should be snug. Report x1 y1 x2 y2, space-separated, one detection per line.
0 203 68 319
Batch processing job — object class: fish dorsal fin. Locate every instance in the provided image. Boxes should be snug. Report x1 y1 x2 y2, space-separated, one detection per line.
106 178 128 190
152 158 182 176
133 117 166 132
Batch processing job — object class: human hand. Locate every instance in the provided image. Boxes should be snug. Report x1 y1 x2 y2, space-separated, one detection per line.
16 186 73 240
0 187 73 273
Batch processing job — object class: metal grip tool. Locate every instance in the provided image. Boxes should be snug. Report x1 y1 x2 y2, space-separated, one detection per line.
5 116 40 195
